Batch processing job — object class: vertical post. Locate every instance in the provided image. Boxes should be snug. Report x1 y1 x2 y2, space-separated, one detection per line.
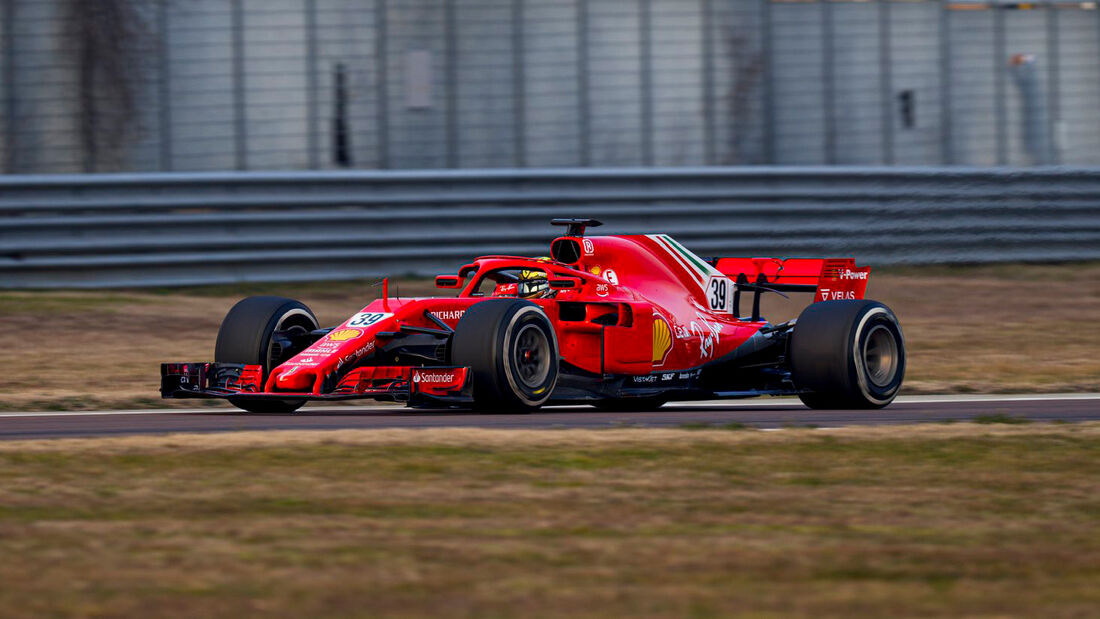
993 3 1007 165
577 0 590 166
375 0 389 169
231 0 247 170
878 0 893 164
305 0 319 169
822 0 836 164
445 0 458 168
939 0 952 164
512 0 526 167
1045 4 1060 165
333 63 350 166
639 0 654 166
2 0 16 173
762 0 775 164
157 0 172 171
700 0 715 166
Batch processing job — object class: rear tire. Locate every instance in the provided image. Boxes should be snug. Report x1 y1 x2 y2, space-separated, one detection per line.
451 300 559 412
789 300 905 409
214 296 319 414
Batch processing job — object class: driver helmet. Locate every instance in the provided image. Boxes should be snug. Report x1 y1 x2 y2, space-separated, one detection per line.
518 268 551 299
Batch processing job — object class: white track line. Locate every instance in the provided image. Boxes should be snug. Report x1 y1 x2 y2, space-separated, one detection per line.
667 393 1100 409
1 393 1097 418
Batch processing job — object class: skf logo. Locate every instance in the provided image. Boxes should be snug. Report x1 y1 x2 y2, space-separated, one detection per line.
840 269 868 280
652 315 673 366
328 328 363 342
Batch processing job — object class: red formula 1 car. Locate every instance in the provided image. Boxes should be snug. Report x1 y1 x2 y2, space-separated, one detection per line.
161 219 905 412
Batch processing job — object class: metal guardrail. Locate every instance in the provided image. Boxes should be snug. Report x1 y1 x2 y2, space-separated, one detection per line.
2 167 1100 288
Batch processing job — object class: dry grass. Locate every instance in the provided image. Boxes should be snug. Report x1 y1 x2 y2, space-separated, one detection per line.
1 263 1098 411
1 424 1099 617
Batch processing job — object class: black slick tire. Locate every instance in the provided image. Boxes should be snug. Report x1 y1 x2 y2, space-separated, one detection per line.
789 300 905 409
214 296 319 414
451 300 559 412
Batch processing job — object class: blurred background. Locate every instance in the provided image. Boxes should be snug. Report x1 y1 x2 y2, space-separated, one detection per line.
3 0 1099 175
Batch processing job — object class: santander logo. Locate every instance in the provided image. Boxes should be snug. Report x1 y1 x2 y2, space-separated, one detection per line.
414 372 455 383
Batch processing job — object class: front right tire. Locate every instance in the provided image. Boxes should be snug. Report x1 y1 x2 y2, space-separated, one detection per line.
789 299 905 409
214 296 319 414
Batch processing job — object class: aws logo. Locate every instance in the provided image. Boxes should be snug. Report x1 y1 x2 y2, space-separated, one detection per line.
652 315 673 366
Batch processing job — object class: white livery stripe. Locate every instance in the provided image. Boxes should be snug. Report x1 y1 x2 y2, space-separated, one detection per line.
648 234 704 286
663 235 724 278
647 234 724 291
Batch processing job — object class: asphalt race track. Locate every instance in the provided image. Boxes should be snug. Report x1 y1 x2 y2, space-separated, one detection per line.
0 394 1098 440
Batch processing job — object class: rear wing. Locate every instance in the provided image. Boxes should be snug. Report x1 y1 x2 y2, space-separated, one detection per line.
710 257 871 316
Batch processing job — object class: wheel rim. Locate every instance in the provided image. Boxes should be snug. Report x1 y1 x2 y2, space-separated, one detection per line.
266 310 316 369
862 324 899 387
513 324 551 388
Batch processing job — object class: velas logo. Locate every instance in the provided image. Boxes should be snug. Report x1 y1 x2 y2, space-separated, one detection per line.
327 328 363 342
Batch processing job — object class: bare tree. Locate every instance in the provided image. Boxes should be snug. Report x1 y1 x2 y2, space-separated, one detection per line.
721 29 763 165
66 0 152 172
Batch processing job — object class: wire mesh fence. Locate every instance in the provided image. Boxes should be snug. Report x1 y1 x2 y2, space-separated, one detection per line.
2 0 1099 174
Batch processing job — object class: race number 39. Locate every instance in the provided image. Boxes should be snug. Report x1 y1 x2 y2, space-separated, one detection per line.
347 312 391 328
706 276 734 314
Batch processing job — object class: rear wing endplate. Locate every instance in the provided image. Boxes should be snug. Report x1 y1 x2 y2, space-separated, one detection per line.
710 257 871 318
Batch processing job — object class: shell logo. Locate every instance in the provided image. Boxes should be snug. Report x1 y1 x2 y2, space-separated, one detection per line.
652 315 673 366
589 266 601 276
328 328 363 342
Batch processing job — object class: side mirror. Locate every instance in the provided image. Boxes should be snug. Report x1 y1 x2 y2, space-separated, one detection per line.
435 275 462 288
549 278 580 290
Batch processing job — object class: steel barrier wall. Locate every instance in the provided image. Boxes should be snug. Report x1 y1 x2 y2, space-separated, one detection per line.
2 166 1099 288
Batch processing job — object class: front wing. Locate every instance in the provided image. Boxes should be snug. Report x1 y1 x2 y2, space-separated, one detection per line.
161 362 473 405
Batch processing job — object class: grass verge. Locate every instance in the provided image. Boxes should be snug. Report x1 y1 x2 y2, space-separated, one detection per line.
1 424 1099 617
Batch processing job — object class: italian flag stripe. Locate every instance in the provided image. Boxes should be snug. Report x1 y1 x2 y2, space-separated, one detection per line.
648 234 705 286
663 235 721 277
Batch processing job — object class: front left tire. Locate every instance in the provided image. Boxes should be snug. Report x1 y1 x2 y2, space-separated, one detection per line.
451 300 559 412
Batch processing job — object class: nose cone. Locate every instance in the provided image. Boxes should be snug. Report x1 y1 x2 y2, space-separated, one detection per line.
275 367 314 392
